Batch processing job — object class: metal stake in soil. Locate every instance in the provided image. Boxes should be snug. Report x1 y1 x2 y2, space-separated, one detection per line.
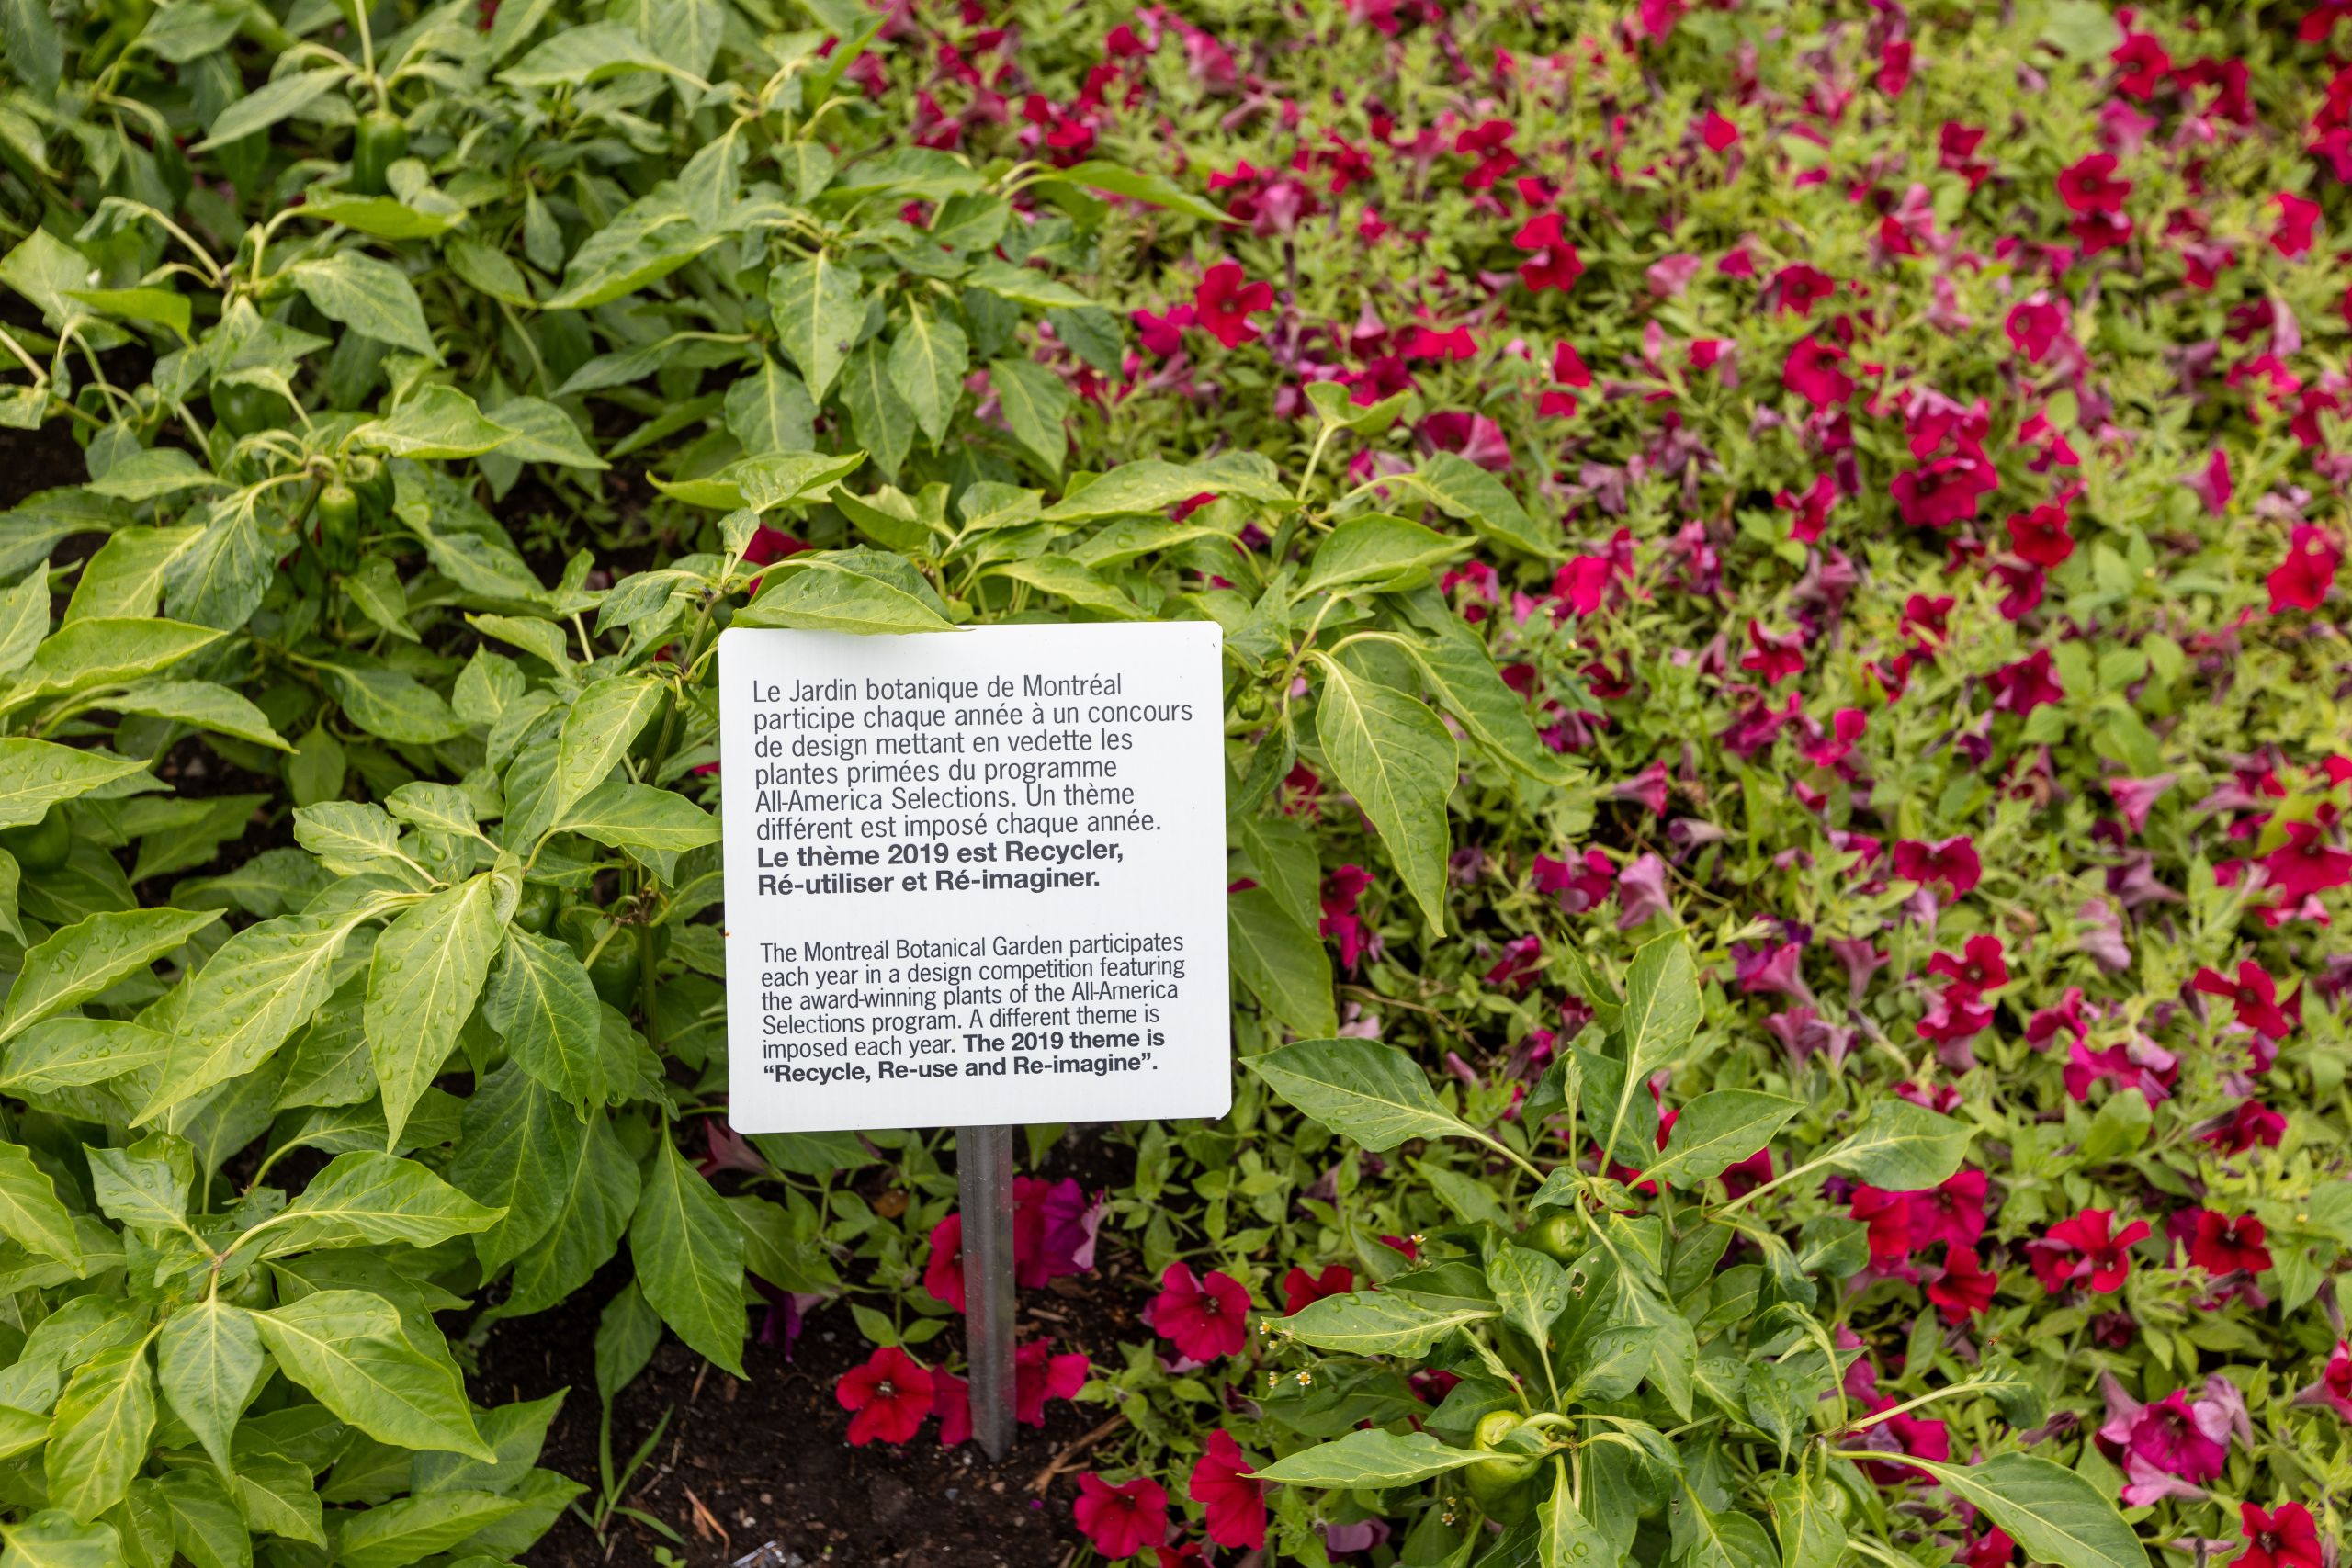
957 1124 1017 1461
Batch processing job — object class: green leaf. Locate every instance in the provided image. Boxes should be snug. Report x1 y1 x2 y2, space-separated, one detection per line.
724 358 816 456
193 66 345 151
251 1291 491 1459
1641 1091 1802 1190
1313 659 1454 932
500 20 669 85
841 343 915 480
83 449 217 502
1881 1455 2145 1568
503 1111 639 1316
296 194 462 240
1601 936 1701 1155
989 357 1073 475
0 908 218 1043
365 874 504 1148
1406 452 1556 558
1251 1428 1487 1487
1282 1289 1497 1355
984 556 1141 618
767 254 864 403
156 1298 264 1472
1489 1244 1573 1346
349 386 515 461
0 739 148 829
449 1062 582 1271
105 680 291 750
1042 453 1286 521
0 1141 78 1266
482 929 605 1108
1769 1470 1846 1568
888 306 968 446
1246 1037 1470 1152
1029 160 1231 224
557 779 721 862
286 254 439 361
136 903 379 1122
1396 600 1575 784
549 674 664 830
1227 887 1336 1038
1304 515 1465 593
488 397 608 470
334 1490 529 1568
17 616 221 697
250 1150 502 1258
1540 1465 1621 1568
629 1134 746 1376
0 1511 122 1568
1823 1101 1975 1190
0 1017 171 1094
154 1467 247 1568
44 1342 154 1522
652 449 865 512
736 560 958 634
84 1134 191 1230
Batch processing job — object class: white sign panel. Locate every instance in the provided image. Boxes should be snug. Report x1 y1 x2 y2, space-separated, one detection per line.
718 621 1233 1133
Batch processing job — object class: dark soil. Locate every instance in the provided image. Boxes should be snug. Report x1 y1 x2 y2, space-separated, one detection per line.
478 1129 1156 1568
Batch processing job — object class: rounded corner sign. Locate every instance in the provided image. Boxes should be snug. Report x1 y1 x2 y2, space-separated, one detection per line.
717 620 1234 1134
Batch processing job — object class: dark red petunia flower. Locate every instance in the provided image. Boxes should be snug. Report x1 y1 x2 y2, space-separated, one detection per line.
2007 502 2075 567
2188 1210 2273 1276
1928 1247 1998 1321
836 1346 935 1446
1147 1263 1250 1360
2233 1504 2323 1568
1193 262 1272 349
1928 936 2007 995
1189 1429 1269 1550
1281 1263 1355 1315
1783 335 1855 409
1892 836 1980 897
2191 960 2294 1039
2262 821 2352 899
2028 1209 2150 1293
2268 525 2342 614
2056 152 2130 214
1075 1473 1170 1559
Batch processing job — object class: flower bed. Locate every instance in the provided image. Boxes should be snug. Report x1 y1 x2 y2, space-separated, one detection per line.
0 0 2345 1564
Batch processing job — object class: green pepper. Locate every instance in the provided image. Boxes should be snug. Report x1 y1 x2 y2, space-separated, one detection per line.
561 907 668 1007
1463 1410 1540 1523
212 381 289 438
0 809 70 873
315 482 361 573
351 109 408 197
1521 1211 1582 1264
513 885 560 935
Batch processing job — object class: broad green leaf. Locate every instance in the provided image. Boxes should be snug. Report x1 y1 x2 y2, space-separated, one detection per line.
735 560 958 633
1313 659 1454 932
335 1490 529 1568
154 1467 246 1568
0 1142 77 1266
0 908 218 1043
1641 1091 1802 1190
888 306 968 446
0 739 149 829
232 1456 325 1546
137 901 385 1123
83 1134 191 1230
0 1511 122 1567
105 680 291 750
0 1017 171 1093
1042 453 1287 521
44 1343 154 1521
488 397 607 469
247 1150 502 1258
1246 1037 1470 1152
557 779 720 859
60 525 200 623
1227 888 1336 1038
349 386 514 461
365 874 503 1148
83 449 217 502
251 1291 491 1459
1406 453 1556 558
724 358 816 455
17 616 221 698
984 557 1141 618
841 342 915 479
651 449 865 512
296 194 462 239
1488 1244 1573 1345
287 254 440 361
1881 1455 2145 1568
629 1135 746 1376
483 929 605 1106
1768 1470 1846 1568
1031 159 1232 223
1304 515 1465 593
193 66 345 150
1823 1101 1975 1190
0 572 47 676
1230 807 1318 932
989 357 1072 475
292 801 402 875
449 1062 582 1271
768 254 863 403
1252 1428 1487 1487
500 20 668 85
503 1111 639 1315
156 1298 264 1472
549 674 664 830
1281 1289 1497 1355
1540 1465 1621 1568
1601 935 1701 1156
1396 598 1576 784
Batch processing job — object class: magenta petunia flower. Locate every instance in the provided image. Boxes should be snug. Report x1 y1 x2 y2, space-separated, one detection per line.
1147 1263 1250 1361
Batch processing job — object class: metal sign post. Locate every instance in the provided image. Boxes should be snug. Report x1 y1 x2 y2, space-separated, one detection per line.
957 1124 1017 1460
